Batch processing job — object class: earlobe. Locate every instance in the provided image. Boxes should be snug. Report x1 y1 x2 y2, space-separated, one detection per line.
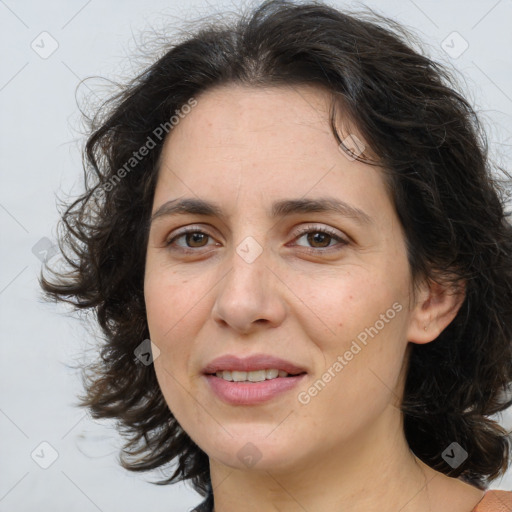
407 277 466 345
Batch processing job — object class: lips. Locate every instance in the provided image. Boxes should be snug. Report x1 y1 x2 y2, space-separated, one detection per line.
202 354 307 376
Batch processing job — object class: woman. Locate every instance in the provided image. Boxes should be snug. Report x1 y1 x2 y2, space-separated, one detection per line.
40 1 512 511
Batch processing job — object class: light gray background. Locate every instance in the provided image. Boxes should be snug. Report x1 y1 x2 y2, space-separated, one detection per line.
1 0 511 510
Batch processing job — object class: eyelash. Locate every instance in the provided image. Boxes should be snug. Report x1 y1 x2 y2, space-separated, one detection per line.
291 226 348 253
164 225 349 255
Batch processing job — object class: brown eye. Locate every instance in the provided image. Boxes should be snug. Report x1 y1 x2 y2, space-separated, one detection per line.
305 231 333 248
165 228 217 252
184 232 209 247
293 226 348 251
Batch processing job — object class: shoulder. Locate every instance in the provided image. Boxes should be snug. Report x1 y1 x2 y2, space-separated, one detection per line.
472 490 512 512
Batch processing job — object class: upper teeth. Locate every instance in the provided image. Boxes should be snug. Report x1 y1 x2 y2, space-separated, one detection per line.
215 369 289 382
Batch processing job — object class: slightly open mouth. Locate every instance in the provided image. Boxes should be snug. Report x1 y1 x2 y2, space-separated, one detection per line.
205 372 306 383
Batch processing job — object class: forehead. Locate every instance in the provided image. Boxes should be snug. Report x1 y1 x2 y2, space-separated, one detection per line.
153 83 389 218
163 83 336 156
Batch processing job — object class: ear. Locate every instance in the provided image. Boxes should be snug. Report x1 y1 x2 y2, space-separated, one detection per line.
407 276 466 344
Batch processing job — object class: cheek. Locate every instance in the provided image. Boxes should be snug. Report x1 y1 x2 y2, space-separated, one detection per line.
144 265 201 344
145 272 207 427
291 268 405 345
291 272 408 410
144 266 211 370
144 275 200 406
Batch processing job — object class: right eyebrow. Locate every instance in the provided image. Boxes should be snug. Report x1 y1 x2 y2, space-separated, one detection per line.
150 198 224 224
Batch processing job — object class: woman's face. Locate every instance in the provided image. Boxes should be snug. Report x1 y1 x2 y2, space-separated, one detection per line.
144 84 422 472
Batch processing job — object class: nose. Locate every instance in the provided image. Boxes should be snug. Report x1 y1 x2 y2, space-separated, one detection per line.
211 241 287 335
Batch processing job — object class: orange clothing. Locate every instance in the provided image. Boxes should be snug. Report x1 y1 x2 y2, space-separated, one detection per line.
472 490 512 512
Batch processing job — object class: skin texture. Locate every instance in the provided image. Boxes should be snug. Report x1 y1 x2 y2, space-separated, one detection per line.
144 84 485 512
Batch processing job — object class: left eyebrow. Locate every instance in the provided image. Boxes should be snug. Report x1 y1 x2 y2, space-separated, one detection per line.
149 196 373 225
271 197 372 224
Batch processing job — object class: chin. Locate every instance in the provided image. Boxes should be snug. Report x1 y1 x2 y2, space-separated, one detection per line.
204 431 305 472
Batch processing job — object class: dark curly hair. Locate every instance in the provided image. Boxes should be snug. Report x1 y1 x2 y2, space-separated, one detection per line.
39 0 512 497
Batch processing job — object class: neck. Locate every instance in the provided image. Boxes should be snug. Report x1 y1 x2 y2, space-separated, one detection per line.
208 406 448 512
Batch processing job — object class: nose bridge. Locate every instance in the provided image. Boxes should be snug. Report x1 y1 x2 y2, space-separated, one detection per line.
222 233 269 307
212 233 286 332
235 234 265 266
